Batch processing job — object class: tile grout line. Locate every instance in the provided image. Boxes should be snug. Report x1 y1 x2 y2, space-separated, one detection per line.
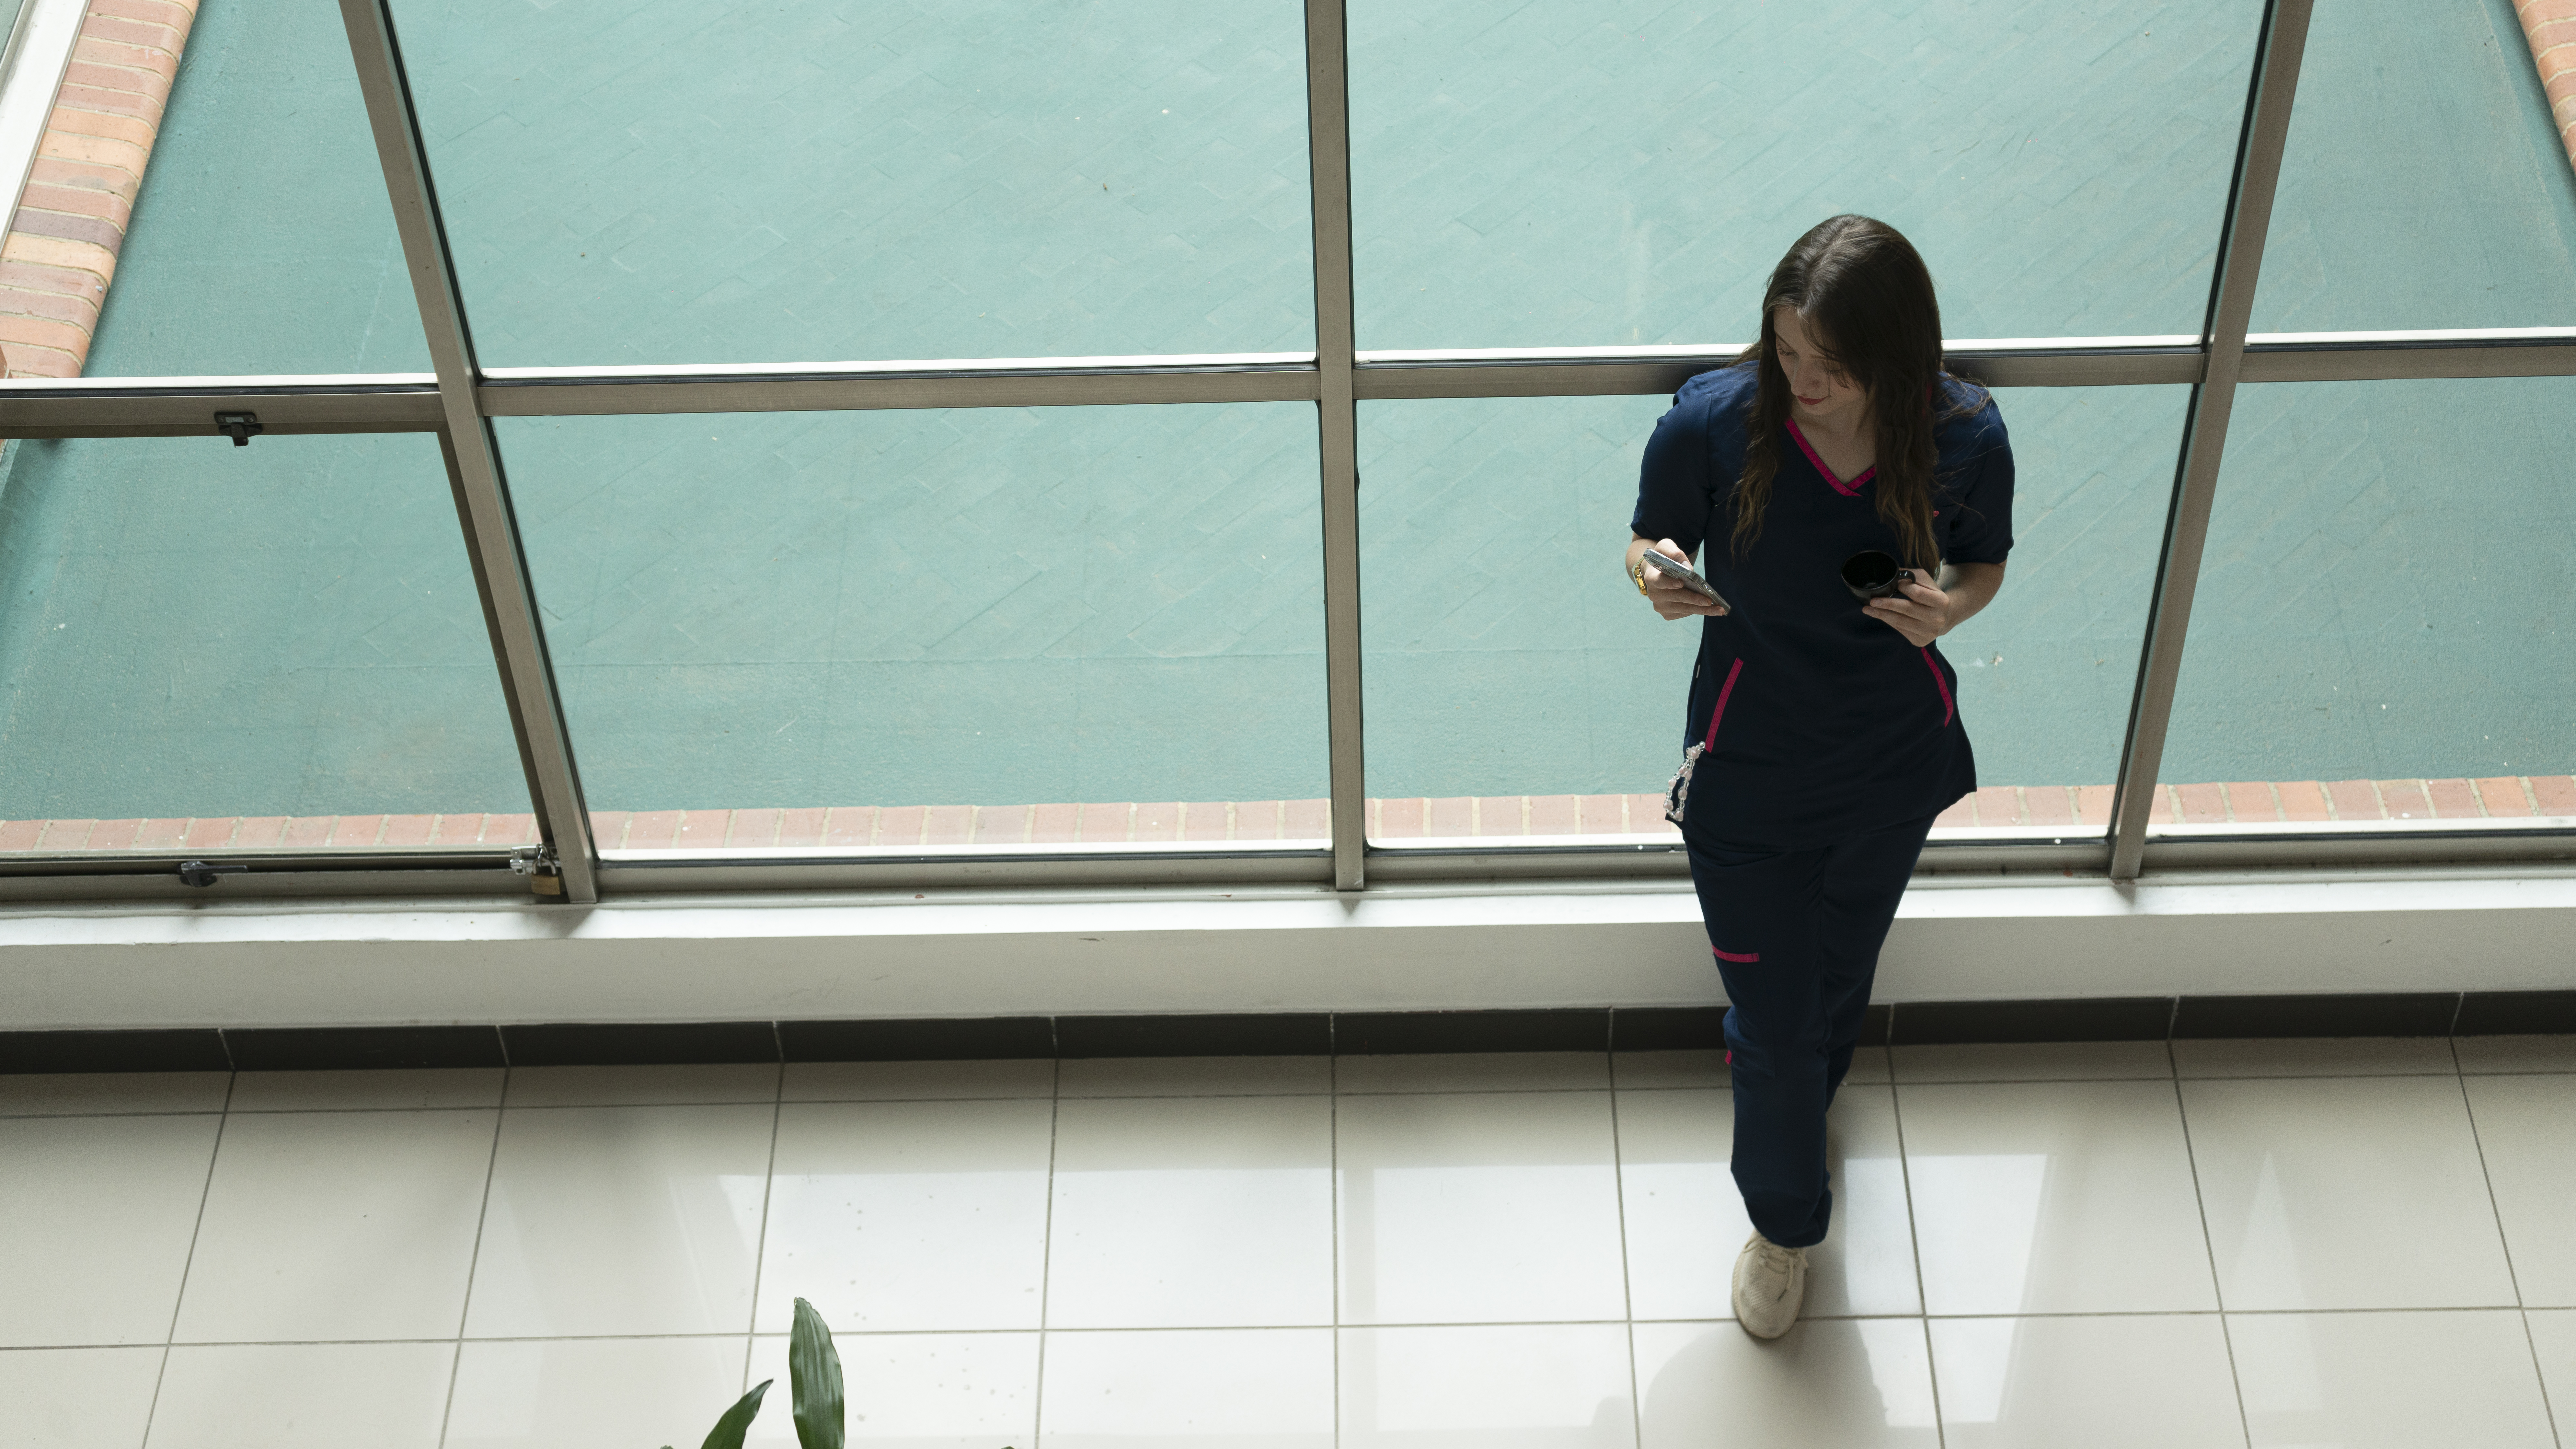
46 1306 2528 1354
2452 1048 2561 1448
1029 1056 1063 1449
1329 1037 1341 1449
136 1070 235 1449
737 1061 788 1394
2540 1304 2572 1449
1603 1052 1644 1449
1881 1072 1946 1449
430 1066 512 1449
2169 1065 2257 1449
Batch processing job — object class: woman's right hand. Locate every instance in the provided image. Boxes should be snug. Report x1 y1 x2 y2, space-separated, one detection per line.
1634 537 1729 620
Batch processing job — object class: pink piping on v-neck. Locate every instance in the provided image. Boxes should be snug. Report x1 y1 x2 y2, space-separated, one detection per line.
1784 416 1875 496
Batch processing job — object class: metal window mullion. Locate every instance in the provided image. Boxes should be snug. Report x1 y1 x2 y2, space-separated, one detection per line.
336 0 598 903
2106 0 2315 881
1306 0 1365 891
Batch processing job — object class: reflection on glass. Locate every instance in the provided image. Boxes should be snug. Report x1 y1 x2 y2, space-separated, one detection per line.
2162 378 2576 828
1358 394 1691 844
1350 0 2260 347
79 0 430 375
0 434 531 851
1357 388 2179 843
2251 0 2576 330
1938 385 2184 832
389 0 1315 366
497 405 1327 851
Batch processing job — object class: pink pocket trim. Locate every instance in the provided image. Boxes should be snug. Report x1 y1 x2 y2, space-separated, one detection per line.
1704 656 1744 749
1921 646 1955 727
1712 946 1761 963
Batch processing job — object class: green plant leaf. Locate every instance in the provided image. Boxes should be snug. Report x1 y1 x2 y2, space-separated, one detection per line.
699 1379 771 1449
789 1298 845 1449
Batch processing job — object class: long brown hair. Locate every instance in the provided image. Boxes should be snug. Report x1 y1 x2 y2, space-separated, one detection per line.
1728 215 1981 570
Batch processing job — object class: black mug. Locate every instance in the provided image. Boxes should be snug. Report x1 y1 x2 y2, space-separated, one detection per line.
1841 550 1916 600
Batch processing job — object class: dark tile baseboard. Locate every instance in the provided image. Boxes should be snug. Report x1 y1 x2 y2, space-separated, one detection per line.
227 1025 506 1071
1057 1013 1331 1058
6 990 2572 1072
0 1028 231 1074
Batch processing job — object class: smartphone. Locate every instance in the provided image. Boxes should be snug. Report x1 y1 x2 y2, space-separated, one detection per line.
1639 549 1731 610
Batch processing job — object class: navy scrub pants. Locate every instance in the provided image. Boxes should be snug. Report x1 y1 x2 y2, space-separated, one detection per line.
1685 809 1939 1249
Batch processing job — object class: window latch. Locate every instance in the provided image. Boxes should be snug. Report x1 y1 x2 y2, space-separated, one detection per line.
510 843 565 897
214 411 263 446
176 860 249 888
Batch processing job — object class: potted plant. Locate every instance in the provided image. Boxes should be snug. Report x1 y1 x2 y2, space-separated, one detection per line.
665 1297 1012 1449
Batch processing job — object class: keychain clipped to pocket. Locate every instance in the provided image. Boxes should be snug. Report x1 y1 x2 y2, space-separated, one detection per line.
1663 655 1741 829
1663 742 1704 827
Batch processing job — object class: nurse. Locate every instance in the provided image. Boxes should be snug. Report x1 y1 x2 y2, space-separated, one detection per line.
1624 214 2013 1339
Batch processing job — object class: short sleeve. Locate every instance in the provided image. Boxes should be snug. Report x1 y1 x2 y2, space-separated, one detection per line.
1630 389 1717 559
1940 411 2015 566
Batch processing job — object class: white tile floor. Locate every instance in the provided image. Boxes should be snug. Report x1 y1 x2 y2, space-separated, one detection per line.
3 1039 2573 1449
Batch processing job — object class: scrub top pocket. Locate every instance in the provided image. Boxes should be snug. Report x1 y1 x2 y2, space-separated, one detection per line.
1663 656 1744 826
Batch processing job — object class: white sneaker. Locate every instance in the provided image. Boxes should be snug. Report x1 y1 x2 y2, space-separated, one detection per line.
1731 1232 1808 1339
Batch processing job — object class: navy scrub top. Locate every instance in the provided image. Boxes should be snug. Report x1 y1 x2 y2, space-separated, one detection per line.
1630 363 2015 850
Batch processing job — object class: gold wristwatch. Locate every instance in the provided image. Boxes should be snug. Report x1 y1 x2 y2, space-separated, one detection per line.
1628 555 1651 596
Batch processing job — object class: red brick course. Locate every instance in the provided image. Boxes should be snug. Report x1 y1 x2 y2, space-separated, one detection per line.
9 779 2574 856
1282 798 1330 839
923 805 974 846
379 814 437 847
1027 802 1080 843
1 0 197 378
776 807 829 847
2521 0 2576 171
40 820 96 847
2276 781 2330 821
2378 780 2432 821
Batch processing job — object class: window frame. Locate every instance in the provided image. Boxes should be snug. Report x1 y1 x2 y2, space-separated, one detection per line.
4 0 2573 905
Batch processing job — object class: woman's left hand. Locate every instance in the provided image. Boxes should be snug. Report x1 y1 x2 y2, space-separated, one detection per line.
1865 573 1953 646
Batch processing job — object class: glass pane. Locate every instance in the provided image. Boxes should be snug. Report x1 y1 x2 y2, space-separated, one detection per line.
1349 1 2261 348
0 434 533 853
1357 386 2184 843
72 0 430 375
2161 377 2576 827
499 404 1327 851
2250 0 2576 330
390 0 1315 367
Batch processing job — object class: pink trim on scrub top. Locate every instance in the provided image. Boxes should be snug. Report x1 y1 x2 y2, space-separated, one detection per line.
1921 646 1955 726
1705 657 1744 749
1784 416 1876 496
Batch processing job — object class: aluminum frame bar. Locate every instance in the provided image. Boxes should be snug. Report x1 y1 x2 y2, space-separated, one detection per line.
2240 328 2576 381
1305 0 1366 892
3 330 2571 438
18 819 2575 902
0 381 442 437
477 355 1321 417
337 0 598 903
1354 339 2213 397
2107 0 2315 881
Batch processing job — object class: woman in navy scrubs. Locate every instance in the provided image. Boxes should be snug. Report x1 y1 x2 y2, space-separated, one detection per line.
1625 215 2013 1340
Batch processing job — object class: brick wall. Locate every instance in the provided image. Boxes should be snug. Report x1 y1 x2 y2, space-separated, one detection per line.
0 0 197 378
2522 0 2576 175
